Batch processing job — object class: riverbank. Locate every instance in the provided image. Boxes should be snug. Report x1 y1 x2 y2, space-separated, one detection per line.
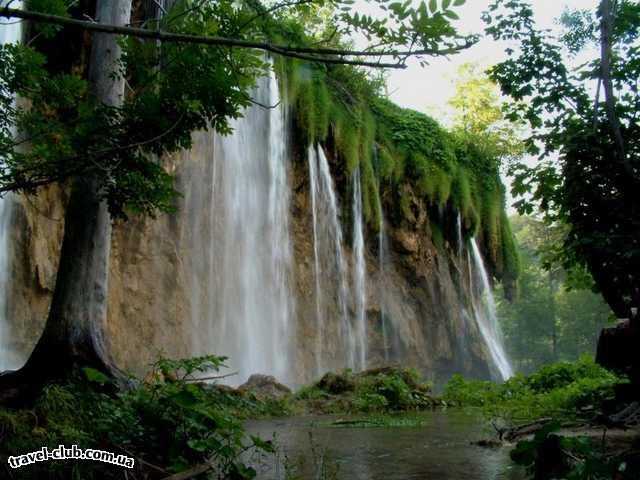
1 357 636 479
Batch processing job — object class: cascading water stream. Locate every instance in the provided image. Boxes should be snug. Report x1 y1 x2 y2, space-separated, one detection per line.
308 145 354 372
351 167 367 371
376 191 391 362
469 239 513 380
456 213 463 258
0 1 22 372
308 145 324 376
191 66 294 385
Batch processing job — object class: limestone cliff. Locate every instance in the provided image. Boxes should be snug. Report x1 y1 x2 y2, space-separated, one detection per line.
6 127 496 386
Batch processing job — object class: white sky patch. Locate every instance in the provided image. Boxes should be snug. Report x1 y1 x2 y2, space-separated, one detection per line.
378 0 599 116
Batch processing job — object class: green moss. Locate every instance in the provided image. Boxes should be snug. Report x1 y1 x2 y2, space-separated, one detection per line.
376 144 397 180
499 209 520 288
294 367 438 415
399 187 413 221
430 219 445 251
280 58 518 286
451 168 473 217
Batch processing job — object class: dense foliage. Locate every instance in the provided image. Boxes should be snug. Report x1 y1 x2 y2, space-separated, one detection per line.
443 356 625 423
497 216 613 373
483 0 640 317
0 355 291 479
0 0 473 216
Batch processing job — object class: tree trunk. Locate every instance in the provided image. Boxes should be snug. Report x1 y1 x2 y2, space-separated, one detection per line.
599 0 626 169
0 0 132 404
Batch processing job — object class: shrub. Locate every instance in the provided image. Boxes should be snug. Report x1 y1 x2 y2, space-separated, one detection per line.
0 356 278 479
443 357 625 423
295 367 435 414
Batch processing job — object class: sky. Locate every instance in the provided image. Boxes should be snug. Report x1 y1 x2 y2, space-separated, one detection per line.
379 0 599 117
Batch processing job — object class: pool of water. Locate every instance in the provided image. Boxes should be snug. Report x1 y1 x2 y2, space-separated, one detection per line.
245 410 526 479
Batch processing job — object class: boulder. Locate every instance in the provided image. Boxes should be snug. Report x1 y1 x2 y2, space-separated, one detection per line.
237 374 291 399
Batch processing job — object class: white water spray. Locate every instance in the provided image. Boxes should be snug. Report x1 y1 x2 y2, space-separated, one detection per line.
0 1 22 372
456 213 464 258
351 167 367 370
191 67 295 384
376 191 391 361
469 239 513 380
308 145 354 372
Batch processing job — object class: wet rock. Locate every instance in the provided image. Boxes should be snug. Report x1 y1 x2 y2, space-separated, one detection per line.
238 374 291 399
393 229 419 254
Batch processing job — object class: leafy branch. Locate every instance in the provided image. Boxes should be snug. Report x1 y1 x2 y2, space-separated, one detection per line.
1 7 475 69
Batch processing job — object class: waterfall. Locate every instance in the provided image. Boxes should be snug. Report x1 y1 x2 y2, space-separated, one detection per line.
0 1 22 372
456 213 464 258
308 145 324 375
469 239 513 380
307 145 353 372
351 167 367 370
376 192 391 362
192 67 295 385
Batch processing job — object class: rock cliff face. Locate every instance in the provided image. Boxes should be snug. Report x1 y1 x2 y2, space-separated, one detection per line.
6 127 496 386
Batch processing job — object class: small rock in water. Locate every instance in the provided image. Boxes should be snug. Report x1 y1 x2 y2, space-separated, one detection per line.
473 439 503 448
238 374 291 399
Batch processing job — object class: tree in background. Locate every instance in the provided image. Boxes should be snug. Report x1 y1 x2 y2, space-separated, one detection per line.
497 216 613 374
448 62 523 161
483 0 639 319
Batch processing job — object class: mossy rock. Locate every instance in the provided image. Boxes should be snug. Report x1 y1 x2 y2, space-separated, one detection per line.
317 372 356 395
357 366 427 392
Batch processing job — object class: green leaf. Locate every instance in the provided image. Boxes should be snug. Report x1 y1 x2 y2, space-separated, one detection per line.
251 435 276 453
429 0 438 14
82 367 110 385
170 389 199 409
443 10 460 20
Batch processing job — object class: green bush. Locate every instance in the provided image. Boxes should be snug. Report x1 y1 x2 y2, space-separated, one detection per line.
0 356 281 479
296 367 435 414
443 357 625 423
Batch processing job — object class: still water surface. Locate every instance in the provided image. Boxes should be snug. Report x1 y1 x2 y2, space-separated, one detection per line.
246 410 526 479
